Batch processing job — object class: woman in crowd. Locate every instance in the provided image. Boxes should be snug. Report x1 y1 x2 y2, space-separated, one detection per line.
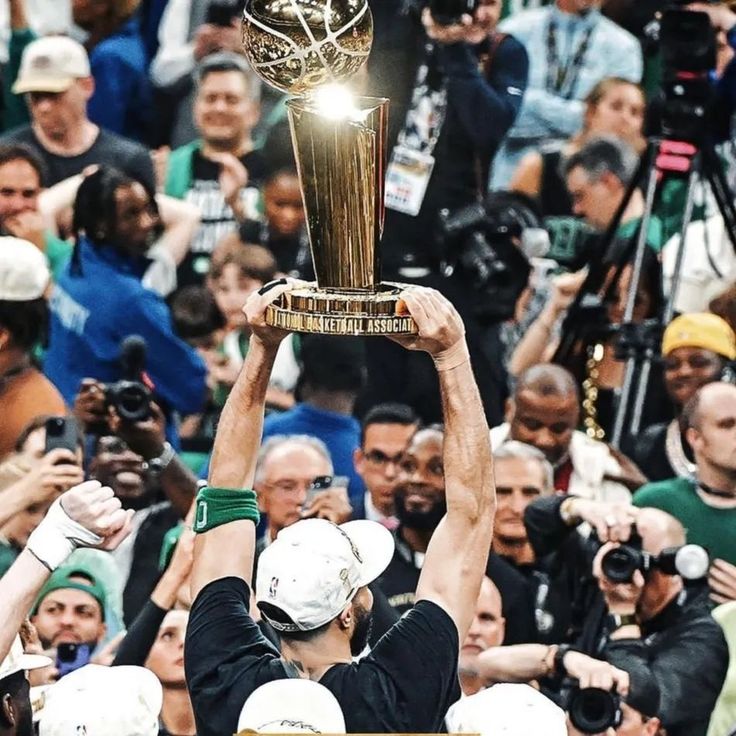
634 313 736 481
510 77 646 217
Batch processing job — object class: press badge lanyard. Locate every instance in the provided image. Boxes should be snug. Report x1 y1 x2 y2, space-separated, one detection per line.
545 18 594 100
385 43 448 217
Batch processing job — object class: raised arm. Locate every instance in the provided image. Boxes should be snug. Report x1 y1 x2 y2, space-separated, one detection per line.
395 288 496 640
0 480 132 663
190 280 298 599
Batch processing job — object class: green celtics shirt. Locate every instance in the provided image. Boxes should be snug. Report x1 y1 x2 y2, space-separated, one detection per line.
633 477 736 565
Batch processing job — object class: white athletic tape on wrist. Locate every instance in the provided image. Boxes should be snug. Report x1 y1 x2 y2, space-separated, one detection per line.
26 497 104 571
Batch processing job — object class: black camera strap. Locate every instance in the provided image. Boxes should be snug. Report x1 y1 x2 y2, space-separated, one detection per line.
545 17 594 100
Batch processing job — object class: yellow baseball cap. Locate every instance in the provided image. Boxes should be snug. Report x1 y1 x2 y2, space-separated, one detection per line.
662 313 736 360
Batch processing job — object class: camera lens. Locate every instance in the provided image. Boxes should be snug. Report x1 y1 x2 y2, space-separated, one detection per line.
600 545 641 583
568 688 621 733
112 382 151 423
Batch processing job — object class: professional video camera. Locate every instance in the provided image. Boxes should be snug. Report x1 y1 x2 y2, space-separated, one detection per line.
597 528 710 584
567 687 622 734
104 336 152 424
647 0 717 141
436 192 548 322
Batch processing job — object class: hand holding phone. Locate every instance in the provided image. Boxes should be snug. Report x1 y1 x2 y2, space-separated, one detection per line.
44 417 80 457
302 476 352 524
55 642 91 678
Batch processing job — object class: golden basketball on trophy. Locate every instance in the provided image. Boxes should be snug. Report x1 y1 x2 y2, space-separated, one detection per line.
242 0 417 335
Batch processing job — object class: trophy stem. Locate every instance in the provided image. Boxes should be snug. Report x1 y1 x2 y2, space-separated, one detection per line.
287 95 388 291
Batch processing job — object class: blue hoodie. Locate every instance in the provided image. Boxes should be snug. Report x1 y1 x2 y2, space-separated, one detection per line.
45 237 207 419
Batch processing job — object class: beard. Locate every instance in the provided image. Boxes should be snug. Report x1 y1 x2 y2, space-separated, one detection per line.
394 492 447 532
350 600 374 656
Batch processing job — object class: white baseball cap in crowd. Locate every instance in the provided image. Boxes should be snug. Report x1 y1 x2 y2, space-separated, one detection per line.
0 237 50 301
237 679 346 733
256 518 394 632
38 664 163 736
13 36 91 95
0 636 52 681
445 684 567 735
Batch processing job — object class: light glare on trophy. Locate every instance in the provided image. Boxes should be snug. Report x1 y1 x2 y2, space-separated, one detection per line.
242 0 417 335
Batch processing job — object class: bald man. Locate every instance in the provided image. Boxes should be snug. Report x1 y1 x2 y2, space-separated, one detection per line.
635 382 736 593
491 364 644 502
593 508 728 736
466 508 727 736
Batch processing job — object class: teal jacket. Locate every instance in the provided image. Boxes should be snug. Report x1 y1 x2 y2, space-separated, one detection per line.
164 139 202 199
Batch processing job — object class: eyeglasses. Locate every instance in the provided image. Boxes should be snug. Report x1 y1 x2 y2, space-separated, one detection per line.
663 355 720 371
263 477 326 495
364 449 404 468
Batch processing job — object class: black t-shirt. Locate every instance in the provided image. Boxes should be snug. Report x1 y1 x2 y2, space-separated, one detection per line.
239 219 313 279
185 577 461 736
179 150 266 287
0 125 155 189
374 528 535 645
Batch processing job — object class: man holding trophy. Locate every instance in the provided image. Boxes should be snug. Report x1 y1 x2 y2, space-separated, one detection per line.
183 6 495 731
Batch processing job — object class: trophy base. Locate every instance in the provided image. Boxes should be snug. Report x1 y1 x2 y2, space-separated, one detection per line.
265 283 417 335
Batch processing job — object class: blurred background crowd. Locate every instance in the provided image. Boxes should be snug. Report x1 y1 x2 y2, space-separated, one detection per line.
3 0 736 732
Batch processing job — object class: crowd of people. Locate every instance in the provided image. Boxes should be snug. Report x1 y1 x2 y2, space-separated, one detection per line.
2 0 736 734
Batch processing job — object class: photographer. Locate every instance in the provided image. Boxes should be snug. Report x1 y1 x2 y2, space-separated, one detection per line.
359 0 529 426
588 509 727 736
529 495 727 735
687 2 736 139
73 379 199 622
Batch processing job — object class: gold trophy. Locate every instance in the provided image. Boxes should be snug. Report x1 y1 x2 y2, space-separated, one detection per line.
242 0 416 335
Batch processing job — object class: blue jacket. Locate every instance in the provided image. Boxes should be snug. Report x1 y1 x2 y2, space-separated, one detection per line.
87 18 152 142
45 237 207 417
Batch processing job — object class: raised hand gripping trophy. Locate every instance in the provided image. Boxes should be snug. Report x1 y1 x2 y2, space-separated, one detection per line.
242 0 416 335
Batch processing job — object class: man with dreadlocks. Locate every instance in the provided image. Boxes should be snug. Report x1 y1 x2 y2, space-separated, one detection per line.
43 166 207 431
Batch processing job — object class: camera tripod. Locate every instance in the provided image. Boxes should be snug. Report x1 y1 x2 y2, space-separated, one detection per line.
553 134 736 450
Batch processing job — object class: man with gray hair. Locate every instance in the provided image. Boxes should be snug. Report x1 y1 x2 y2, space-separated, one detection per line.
163 52 265 287
564 136 643 235
492 441 554 568
491 441 565 642
253 435 351 556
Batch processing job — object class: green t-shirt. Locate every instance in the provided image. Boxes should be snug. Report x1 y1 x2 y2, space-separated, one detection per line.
633 477 736 565
616 215 665 254
45 232 73 280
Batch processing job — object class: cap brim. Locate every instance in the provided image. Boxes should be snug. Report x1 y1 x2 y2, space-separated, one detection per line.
339 520 394 587
12 77 75 94
19 653 53 671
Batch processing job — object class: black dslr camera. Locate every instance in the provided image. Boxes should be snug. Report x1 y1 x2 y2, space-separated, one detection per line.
567 687 622 734
104 336 151 424
599 528 710 584
437 192 544 323
428 0 478 24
